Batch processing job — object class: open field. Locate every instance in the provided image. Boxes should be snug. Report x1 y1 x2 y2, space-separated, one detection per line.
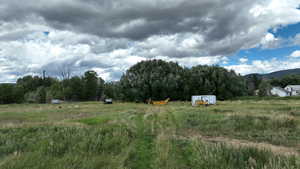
0 100 300 169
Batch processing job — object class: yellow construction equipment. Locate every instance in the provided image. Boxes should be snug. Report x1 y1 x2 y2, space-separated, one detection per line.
150 98 170 105
195 100 209 106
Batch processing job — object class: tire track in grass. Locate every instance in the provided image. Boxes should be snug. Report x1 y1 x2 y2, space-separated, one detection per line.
125 114 155 169
180 130 299 157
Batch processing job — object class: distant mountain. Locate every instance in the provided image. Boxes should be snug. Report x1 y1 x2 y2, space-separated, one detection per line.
245 68 300 79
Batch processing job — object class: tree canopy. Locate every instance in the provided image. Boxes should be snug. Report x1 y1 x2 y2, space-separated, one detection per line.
120 60 185 101
0 60 249 104
120 60 247 102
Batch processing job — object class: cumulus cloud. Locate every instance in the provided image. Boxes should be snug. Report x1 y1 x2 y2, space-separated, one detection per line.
290 50 300 58
260 33 283 49
0 30 146 81
0 0 300 82
293 34 300 45
239 57 249 63
154 55 228 67
226 57 300 75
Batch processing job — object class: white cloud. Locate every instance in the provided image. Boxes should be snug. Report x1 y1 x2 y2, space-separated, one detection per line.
0 0 300 82
0 30 149 82
293 34 300 45
239 57 249 63
290 50 300 58
226 57 300 75
260 33 282 49
154 55 228 67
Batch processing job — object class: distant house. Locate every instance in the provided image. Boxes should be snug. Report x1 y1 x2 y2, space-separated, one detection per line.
284 85 300 96
270 87 289 97
271 85 300 97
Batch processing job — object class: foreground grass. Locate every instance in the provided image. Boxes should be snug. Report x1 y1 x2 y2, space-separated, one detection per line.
0 100 299 168
0 126 299 169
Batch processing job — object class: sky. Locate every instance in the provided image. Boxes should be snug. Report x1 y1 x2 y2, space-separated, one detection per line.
0 0 300 82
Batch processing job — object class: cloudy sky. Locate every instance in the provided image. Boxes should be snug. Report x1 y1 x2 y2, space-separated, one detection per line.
0 0 300 82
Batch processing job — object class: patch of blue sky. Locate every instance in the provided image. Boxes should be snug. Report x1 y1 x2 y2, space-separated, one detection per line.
222 21 300 66
271 23 300 38
43 31 50 36
223 45 300 66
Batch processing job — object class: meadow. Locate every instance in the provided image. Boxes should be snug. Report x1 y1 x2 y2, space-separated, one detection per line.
0 99 299 169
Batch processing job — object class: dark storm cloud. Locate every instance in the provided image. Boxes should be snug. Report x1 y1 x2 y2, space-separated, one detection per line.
1 0 300 82
1 0 299 57
1 0 255 41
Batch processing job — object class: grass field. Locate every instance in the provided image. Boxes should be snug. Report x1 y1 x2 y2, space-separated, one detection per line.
0 99 299 169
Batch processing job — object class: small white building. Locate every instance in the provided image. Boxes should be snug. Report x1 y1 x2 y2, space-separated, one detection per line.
192 95 216 106
270 85 300 97
270 87 289 97
284 85 300 96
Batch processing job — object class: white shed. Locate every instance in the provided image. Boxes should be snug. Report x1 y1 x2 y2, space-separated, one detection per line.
192 95 216 106
270 87 289 97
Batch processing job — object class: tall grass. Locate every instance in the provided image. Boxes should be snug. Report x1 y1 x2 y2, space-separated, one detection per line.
181 110 300 146
0 100 299 168
1 125 298 169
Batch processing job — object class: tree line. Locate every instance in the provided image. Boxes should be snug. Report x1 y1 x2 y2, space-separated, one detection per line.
246 74 300 97
0 59 249 104
0 71 106 104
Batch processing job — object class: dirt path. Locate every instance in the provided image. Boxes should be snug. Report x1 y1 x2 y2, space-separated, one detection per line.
0 121 87 129
181 131 299 156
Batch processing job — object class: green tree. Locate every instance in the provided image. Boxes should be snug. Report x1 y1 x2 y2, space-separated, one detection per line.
104 82 122 100
36 86 47 103
24 91 38 103
97 78 105 101
83 70 100 101
0 84 15 104
245 74 262 95
69 76 85 101
270 74 300 88
120 60 185 102
258 80 272 97
46 82 64 102
189 66 247 100
13 85 25 103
